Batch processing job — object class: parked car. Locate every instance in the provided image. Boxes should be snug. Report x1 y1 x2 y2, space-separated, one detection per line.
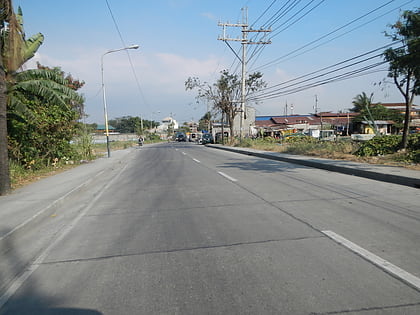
201 133 214 144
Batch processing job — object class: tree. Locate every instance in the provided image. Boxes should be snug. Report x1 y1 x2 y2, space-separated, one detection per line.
108 116 157 134
7 66 85 167
198 111 211 132
352 92 404 133
351 92 373 112
186 70 266 141
383 8 420 148
0 3 43 194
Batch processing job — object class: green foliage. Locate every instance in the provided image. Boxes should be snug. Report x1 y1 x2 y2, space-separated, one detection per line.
109 116 158 134
383 9 420 148
72 126 94 161
351 92 373 113
198 111 211 131
185 70 266 139
7 66 85 169
145 133 161 142
352 103 404 124
355 134 420 157
384 8 420 96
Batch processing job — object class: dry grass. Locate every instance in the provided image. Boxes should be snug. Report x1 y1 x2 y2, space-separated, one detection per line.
241 140 420 171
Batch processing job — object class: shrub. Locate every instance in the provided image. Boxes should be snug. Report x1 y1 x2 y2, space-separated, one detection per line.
355 135 401 156
355 134 420 164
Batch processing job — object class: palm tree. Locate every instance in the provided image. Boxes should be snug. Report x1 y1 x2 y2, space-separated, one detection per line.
351 92 373 112
1 3 44 194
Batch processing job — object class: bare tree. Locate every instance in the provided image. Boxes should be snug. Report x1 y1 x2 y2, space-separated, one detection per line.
185 70 265 141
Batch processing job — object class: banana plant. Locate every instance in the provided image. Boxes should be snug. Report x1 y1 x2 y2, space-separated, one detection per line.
1 6 44 76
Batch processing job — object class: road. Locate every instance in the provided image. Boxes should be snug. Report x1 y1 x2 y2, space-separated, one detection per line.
1 142 420 314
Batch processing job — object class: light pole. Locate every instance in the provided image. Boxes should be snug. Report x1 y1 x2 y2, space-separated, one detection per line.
101 44 139 157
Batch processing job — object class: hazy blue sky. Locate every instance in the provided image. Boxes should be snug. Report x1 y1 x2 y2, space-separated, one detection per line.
14 0 419 124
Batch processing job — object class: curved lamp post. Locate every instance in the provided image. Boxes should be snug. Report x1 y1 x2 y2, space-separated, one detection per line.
101 44 139 157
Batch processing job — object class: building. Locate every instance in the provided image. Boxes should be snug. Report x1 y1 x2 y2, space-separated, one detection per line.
375 103 420 118
255 115 322 137
232 106 256 137
155 117 178 134
95 124 117 134
315 112 358 135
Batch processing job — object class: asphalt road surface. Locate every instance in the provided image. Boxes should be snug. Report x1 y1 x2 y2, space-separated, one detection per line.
1 142 420 314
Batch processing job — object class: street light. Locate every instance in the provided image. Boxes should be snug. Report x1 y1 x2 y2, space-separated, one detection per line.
101 44 139 157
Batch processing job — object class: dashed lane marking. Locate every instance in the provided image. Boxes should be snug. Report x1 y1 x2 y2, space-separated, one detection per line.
218 171 238 182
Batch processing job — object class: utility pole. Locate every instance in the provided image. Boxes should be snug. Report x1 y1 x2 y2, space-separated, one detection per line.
314 94 319 114
218 7 271 142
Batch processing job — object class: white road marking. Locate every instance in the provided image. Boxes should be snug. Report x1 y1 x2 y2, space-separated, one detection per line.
192 158 200 163
218 171 238 182
0 164 130 310
322 230 420 291
182 152 186 155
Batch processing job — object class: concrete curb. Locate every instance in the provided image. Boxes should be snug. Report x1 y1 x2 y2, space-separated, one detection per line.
207 144 420 189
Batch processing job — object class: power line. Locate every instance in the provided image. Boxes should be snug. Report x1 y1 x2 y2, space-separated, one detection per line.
104 0 151 113
248 0 325 69
250 61 388 101
250 0 278 28
258 42 399 93
248 43 404 101
253 0 404 72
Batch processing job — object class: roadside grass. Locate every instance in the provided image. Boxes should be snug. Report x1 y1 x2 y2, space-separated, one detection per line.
9 160 80 190
233 137 420 170
9 140 149 190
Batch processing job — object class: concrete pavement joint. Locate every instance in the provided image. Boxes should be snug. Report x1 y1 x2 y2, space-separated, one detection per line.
38 235 326 266
207 146 420 293
309 301 420 315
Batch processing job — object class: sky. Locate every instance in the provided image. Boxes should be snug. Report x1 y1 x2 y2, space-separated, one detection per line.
13 0 419 124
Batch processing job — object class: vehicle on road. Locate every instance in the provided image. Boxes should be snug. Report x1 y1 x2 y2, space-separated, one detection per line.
200 133 214 144
175 132 187 142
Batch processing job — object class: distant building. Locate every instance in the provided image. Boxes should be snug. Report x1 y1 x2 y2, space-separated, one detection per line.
95 124 117 134
255 114 322 137
156 117 178 134
375 103 420 130
374 103 420 118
